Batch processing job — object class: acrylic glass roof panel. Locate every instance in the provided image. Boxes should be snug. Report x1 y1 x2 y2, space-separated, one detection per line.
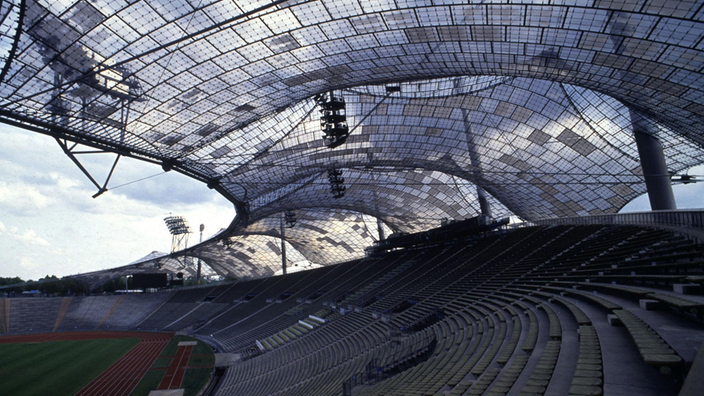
80 208 385 285
240 208 394 265
150 255 218 279
3 1 704 167
218 78 703 222
196 233 307 279
0 0 22 73
245 168 516 233
2 0 704 281
67 252 218 291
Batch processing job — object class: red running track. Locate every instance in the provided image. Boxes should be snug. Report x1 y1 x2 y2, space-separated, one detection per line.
1 331 174 396
158 345 193 390
74 332 173 396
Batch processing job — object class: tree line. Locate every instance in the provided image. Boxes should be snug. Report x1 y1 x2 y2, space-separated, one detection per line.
0 275 87 296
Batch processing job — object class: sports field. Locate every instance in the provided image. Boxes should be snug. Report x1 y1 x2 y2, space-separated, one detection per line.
131 335 216 396
0 332 214 396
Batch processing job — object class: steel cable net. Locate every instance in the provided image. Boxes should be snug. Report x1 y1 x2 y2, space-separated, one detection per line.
2 1 704 154
227 78 702 223
198 233 308 280
66 253 218 291
0 0 22 70
241 208 395 264
2 0 704 279
246 168 514 232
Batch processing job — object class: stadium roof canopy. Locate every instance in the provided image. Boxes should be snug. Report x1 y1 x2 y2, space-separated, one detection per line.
1 0 704 282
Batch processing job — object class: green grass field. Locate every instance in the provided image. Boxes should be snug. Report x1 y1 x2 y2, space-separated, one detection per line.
0 334 214 396
0 338 139 396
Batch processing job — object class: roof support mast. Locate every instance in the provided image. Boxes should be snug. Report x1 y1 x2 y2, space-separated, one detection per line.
630 110 677 211
457 78 492 218
280 214 287 275
611 20 676 212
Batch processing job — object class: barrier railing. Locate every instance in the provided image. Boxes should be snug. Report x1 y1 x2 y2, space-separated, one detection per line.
522 210 704 241
342 335 437 396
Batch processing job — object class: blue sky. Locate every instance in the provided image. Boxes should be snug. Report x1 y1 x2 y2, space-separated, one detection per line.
620 166 704 212
0 124 234 280
0 124 702 280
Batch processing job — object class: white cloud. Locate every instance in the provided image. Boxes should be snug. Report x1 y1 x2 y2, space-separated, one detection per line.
14 228 50 246
20 257 42 270
0 124 234 281
0 223 49 246
0 181 53 215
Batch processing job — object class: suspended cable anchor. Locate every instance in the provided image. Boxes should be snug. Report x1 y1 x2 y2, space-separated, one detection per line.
55 138 122 199
672 174 698 185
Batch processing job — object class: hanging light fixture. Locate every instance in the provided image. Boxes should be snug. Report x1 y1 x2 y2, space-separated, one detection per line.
328 168 346 199
317 91 349 149
284 210 297 228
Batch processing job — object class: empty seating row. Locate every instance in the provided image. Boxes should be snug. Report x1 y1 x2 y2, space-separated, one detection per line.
3 224 702 396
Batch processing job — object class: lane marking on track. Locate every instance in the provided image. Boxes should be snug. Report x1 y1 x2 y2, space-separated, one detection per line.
157 345 194 390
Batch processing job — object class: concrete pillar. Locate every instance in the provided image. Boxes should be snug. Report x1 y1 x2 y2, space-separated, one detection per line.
630 110 676 210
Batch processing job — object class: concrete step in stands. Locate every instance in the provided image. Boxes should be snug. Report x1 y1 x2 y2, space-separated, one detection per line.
612 309 684 379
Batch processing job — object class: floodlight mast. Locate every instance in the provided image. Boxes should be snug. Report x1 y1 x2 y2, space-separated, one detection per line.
197 224 204 283
164 215 191 253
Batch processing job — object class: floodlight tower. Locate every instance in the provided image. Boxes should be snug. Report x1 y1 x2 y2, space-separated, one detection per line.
164 215 191 253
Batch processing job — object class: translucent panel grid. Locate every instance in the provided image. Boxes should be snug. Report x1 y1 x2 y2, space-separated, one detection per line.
0 0 22 73
241 208 394 265
67 253 219 290
197 234 306 280
2 0 704 282
246 168 514 233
